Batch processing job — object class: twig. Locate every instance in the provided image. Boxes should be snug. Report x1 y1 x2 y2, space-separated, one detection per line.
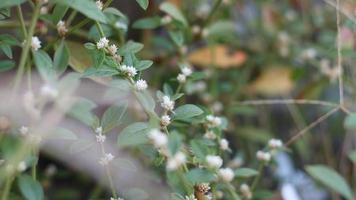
285 107 340 146
236 99 339 107
336 0 344 105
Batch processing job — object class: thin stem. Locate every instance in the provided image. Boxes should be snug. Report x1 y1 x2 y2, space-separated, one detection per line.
95 21 105 37
99 144 117 198
227 183 241 200
251 163 263 191
285 107 340 146
1 176 14 200
31 148 38 180
237 99 339 107
204 0 223 26
12 2 41 94
16 5 27 38
336 0 344 105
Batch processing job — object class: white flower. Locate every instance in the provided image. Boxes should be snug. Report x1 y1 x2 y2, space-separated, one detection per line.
17 161 27 172
218 168 234 182
184 194 197 200
268 138 283 149
40 6 48 14
166 151 186 171
300 48 317 60
119 65 137 77
19 126 29 136
95 126 103 135
219 138 229 150
192 25 201 35
96 0 103 10
181 66 193 76
57 20 68 36
204 130 216 140
256 150 271 162
240 184 252 199
161 15 172 24
160 115 171 127
177 74 186 83
40 84 58 99
31 36 41 51
99 153 114 166
96 134 106 143
206 115 222 128
206 155 223 169
135 79 148 91
108 44 117 56
96 37 109 49
161 96 174 111
148 129 168 148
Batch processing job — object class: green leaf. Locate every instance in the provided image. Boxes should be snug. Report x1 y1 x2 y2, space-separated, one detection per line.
173 104 203 120
54 40 69 75
135 60 153 71
0 0 26 9
235 168 259 178
133 16 161 29
88 48 105 68
190 139 209 162
51 4 69 24
136 0 149 10
50 0 107 23
168 131 182 155
136 90 156 114
0 44 12 58
83 66 119 77
48 127 78 140
185 168 216 184
159 2 188 26
118 41 144 55
18 175 44 200
68 98 97 126
117 122 150 147
0 34 20 46
306 165 353 200
169 30 184 46
32 50 55 82
0 60 15 72
344 113 356 129
348 150 356 163
101 103 127 133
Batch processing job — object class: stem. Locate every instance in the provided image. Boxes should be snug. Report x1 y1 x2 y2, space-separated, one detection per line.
12 2 41 94
1 176 14 200
31 148 38 180
251 163 263 191
227 183 241 200
99 144 117 198
336 0 344 106
16 5 27 38
204 0 223 26
95 21 105 37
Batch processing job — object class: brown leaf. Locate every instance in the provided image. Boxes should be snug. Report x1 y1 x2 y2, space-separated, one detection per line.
246 67 294 96
188 45 247 69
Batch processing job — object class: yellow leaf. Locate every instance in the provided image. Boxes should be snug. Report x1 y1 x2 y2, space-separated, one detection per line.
188 45 247 69
247 67 294 96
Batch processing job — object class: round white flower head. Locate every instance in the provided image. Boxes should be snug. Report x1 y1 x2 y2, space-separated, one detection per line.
31 36 42 51
204 130 216 140
56 20 68 36
206 155 223 169
40 84 59 99
96 0 103 10
166 151 186 171
95 126 103 135
135 79 148 91
240 183 252 199
161 96 175 111
19 126 29 136
192 25 201 35
161 15 172 24
96 37 109 49
268 138 283 149
206 115 222 128
160 115 171 127
96 133 106 143
184 194 197 200
181 66 193 76
256 150 271 162
17 161 27 172
177 74 186 83
108 44 118 56
148 129 168 148
119 65 137 77
99 153 114 166
218 168 234 182
219 138 229 150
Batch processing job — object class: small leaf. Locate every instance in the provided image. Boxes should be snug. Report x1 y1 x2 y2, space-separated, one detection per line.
306 165 353 200
135 60 153 71
136 0 149 10
185 168 216 184
88 48 105 68
101 103 128 133
18 175 44 200
118 41 144 55
235 168 259 178
136 90 156 114
348 151 356 163
0 34 20 46
168 131 182 155
190 139 209 162
344 113 356 129
0 44 12 58
32 50 55 82
83 66 119 77
133 16 161 29
51 4 69 24
0 60 15 72
173 104 203 120
68 98 97 126
0 0 26 9
54 40 69 75
117 122 150 147
159 2 188 26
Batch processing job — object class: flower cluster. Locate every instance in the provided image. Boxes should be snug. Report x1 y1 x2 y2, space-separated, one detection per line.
56 20 68 37
205 114 222 128
256 138 284 162
31 36 41 51
99 153 114 166
177 65 193 83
